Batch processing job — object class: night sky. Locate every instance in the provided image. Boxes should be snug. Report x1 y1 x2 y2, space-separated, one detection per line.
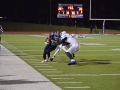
91 0 120 19
0 0 89 21
0 0 120 28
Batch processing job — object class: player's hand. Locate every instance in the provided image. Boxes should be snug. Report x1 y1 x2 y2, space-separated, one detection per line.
50 58 54 61
45 42 49 45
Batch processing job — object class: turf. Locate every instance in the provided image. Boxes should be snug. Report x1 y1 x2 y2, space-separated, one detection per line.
1 34 120 90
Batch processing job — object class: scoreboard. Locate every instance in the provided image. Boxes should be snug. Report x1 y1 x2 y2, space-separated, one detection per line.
57 4 83 18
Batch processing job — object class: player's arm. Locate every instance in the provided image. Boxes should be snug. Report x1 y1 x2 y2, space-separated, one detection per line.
50 45 62 61
45 36 50 44
50 44 66 61
56 37 67 45
77 35 87 38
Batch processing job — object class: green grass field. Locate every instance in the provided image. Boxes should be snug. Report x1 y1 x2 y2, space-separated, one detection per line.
1 33 120 90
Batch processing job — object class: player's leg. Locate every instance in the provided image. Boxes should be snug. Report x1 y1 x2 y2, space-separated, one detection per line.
42 44 54 62
46 45 57 61
73 53 75 58
66 44 80 65
65 51 76 65
42 45 50 62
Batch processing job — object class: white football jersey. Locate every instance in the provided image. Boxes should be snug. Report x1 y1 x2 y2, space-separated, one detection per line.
67 37 79 46
61 33 72 39
61 33 79 46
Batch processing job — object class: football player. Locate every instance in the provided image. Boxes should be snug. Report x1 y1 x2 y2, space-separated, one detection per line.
0 25 3 33
50 31 80 65
50 31 85 62
60 31 80 65
41 31 60 62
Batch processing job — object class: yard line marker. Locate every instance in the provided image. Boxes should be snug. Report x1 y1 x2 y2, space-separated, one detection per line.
28 60 41 62
29 61 42 63
24 59 37 60
81 43 106 45
47 62 58 63
112 62 120 64
42 71 62 73
24 58 38 60
64 86 90 89
30 61 43 63
82 46 120 47
22 50 41 51
77 54 120 56
52 78 74 80
57 82 82 84
20 49 120 51
47 74 120 76
30 62 48 64
37 54 120 56
31 63 48 65
111 48 120 51
81 50 111 51
35 66 52 67
38 69 57 70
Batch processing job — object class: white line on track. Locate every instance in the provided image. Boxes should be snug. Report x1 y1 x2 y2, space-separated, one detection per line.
57 82 82 84
47 74 120 76
64 86 90 89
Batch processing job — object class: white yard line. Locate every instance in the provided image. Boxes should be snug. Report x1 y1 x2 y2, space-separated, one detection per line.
38 69 57 70
32 54 120 56
20 50 119 51
112 62 120 64
64 86 90 89
35 66 52 67
47 74 120 77
57 82 82 84
31 63 49 65
42 71 62 73
51 78 74 80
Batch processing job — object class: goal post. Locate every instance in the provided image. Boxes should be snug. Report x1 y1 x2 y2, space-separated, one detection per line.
89 0 120 34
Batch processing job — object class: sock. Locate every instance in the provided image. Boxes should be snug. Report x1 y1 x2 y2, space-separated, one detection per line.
71 59 75 62
65 52 73 59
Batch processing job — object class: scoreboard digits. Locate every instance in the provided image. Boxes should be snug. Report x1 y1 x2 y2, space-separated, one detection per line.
57 4 83 18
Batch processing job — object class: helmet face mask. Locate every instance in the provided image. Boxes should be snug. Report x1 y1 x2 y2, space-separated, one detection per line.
54 35 59 40
54 31 59 40
60 31 66 36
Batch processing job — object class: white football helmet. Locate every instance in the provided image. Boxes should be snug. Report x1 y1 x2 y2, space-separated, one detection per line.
60 31 66 36
60 31 67 39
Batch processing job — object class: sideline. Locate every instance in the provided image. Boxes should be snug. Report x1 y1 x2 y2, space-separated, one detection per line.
0 45 62 90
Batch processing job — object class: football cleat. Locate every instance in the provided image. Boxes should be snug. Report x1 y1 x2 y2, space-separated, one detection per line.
41 59 48 63
68 61 77 65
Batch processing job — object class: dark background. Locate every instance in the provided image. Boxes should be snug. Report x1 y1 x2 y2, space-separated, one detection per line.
0 0 120 30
